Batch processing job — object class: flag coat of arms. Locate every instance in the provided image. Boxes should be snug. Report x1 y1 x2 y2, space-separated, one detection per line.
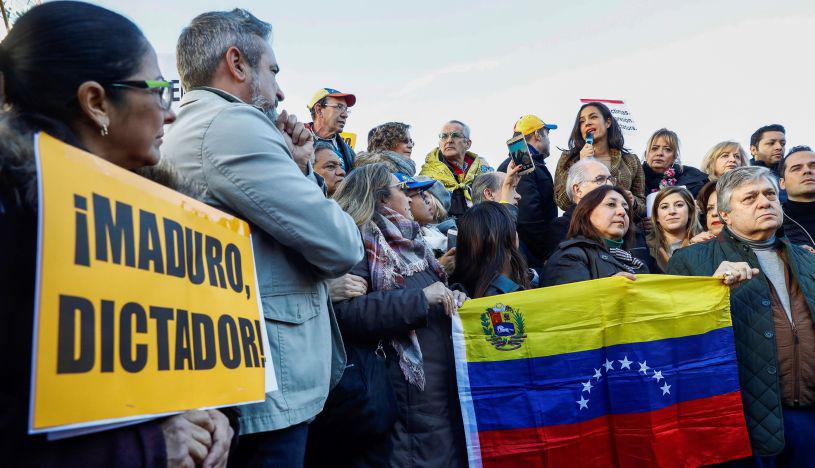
453 275 752 467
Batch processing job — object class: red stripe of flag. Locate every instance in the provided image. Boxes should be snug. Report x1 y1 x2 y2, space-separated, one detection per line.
477 392 751 468
580 98 626 104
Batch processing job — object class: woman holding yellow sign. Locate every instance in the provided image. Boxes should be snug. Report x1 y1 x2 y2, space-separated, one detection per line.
0 2 235 466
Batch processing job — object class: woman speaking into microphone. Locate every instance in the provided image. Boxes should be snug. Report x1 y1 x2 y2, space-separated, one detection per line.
553 102 646 220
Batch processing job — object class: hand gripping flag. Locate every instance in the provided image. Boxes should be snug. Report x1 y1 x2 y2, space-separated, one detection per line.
452 275 752 468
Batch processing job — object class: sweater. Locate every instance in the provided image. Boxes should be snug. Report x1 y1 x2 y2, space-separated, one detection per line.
782 199 815 248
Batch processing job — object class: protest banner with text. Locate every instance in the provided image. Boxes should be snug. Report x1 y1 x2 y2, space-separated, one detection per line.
580 98 638 135
29 133 273 434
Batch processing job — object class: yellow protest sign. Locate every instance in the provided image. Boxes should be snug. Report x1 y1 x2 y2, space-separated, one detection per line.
30 133 271 433
339 131 357 150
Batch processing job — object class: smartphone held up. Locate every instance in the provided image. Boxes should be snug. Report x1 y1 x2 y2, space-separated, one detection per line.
506 134 535 175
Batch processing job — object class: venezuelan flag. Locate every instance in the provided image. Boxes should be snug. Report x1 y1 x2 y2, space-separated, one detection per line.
453 275 752 468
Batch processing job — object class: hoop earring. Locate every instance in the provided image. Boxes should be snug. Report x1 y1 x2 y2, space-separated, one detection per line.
100 125 109 137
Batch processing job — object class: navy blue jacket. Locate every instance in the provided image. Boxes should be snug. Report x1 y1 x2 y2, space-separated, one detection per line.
498 145 557 266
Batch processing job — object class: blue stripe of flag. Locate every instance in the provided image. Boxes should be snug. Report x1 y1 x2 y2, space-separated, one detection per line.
468 327 740 432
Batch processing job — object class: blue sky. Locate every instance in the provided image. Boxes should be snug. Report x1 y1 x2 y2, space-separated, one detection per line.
85 0 814 170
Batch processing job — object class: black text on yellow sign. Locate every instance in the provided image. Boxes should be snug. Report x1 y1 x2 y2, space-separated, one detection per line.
31 133 270 432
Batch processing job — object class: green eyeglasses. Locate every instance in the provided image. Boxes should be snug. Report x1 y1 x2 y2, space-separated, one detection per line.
110 79 173 110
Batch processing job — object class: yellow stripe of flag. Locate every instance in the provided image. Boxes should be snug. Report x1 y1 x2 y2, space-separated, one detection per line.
460 275 731 363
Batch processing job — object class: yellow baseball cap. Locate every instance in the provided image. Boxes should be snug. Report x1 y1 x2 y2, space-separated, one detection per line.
514 115 557 136
307 87 357 110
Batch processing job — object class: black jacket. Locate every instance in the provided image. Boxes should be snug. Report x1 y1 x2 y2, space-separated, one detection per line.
499 150 557 266
329 259 466 467
540 204 574 263
643 163 709 197
782 200 815 248
750 157 781 178
543 236 649 286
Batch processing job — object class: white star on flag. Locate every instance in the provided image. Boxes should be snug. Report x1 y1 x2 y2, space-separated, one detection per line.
660 382 671 395
618 356 632 369
652 370 664 382
582 380 593 393
592 368 602 380
576 395 589 410
604 359 614 371
638 361 650 374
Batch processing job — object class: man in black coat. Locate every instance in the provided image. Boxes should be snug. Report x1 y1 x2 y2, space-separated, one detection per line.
498 115 558 267
780 146 815 249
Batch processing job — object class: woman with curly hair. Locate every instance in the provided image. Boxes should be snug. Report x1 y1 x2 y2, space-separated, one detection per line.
368 121 414 156
357 122 417 175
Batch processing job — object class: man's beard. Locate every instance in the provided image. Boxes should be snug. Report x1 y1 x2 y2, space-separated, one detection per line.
249 73 275 116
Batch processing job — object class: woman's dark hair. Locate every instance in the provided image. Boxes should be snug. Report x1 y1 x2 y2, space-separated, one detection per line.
451 202 530 298
566 185 634 247
565 102 628 159
0 1 149 141
696 181 717 230
368 122 411 153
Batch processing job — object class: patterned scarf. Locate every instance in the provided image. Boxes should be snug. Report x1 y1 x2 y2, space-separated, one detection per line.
361 205 447 390
608 247 645 274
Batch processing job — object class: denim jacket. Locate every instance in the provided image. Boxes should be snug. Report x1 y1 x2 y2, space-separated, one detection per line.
162 88 364 433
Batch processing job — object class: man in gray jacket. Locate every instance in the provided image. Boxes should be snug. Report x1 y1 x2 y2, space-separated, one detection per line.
162 9 364 465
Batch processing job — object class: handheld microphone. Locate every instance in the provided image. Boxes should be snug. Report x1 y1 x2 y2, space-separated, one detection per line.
586 131 595 146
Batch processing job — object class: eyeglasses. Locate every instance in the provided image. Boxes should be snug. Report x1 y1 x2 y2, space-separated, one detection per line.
439 132 465 140
322 104 350 114
110 79 173 110
401 138 415 146
588 175 617 185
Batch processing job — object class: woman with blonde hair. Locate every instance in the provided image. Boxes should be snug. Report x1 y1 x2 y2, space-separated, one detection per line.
647 186 712 272
641 128 708 196
700 141 749 180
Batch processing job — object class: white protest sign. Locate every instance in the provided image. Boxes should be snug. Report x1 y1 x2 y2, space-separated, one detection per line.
580 99 638 135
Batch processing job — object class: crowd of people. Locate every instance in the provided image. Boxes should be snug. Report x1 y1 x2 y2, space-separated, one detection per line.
1 2 814 467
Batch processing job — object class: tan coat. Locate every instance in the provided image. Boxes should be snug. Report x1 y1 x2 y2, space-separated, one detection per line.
553 149 646 218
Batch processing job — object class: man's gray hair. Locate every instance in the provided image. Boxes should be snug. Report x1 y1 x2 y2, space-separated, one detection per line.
446 120 471 139
471 172 503 204
716 166 780 213
566 158 607 202
177 9 272 90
